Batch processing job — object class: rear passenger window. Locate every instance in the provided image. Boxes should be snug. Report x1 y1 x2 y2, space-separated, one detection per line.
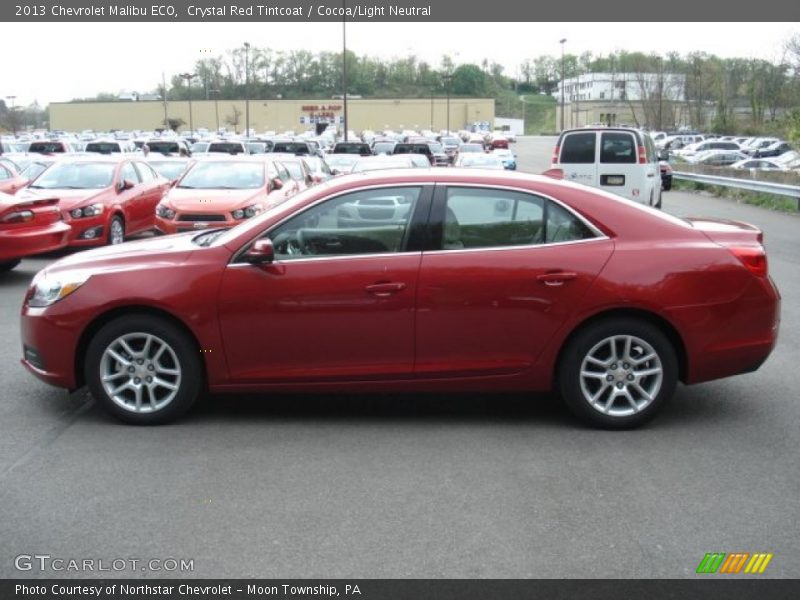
560 133 596 163
600 132 636 163
441 187 597 250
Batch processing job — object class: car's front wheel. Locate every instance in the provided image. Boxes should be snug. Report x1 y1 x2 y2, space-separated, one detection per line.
108 215 125 245
85 315 202 424
558 318 678 429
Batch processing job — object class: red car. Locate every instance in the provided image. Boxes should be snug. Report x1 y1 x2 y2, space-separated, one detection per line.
20 170 780 428
20 157 170 246
0 160 26 195
0 191 70 272
155 157 299 234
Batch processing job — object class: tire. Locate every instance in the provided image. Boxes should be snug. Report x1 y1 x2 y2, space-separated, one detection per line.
85 315 202 425
0 259 21 272
108 215 125 245
662 177 672 192
558 317 678 429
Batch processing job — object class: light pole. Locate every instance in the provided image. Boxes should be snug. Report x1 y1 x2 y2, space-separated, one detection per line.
443 73 453 134
520 96 527 136
244 42 251 138
657 56 664 130
210 89 221 133
341 0 349 141
179 73 196 134
559 38 567 132
5 95 17 136
430 89 434 131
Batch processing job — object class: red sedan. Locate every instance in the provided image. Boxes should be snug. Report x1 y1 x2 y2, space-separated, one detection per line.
154 157 298 234
0 191 70 272
0 160 27 195
20 170 780 428
20 157 170 246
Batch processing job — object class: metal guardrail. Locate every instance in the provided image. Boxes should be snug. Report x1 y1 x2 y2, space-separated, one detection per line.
672 171 800 210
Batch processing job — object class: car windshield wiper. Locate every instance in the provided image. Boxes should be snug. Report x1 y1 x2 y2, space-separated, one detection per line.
177 185 196 189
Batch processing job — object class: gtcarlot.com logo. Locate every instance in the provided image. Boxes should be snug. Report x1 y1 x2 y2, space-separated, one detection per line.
14 554 194 573
696 552 773 574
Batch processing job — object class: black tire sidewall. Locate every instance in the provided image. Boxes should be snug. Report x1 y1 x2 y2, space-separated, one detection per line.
558 318 678 429
85 315 202 425
0 259 21 272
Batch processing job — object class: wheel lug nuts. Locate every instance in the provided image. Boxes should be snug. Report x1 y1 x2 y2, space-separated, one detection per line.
611 363 618 369
127 366 135 373
623 363 630 369
134 377 141 384
627 374 635 381
137 359 144 365
147 364 154 371
606 375 614 382
616 382 624 389
146 376 152 383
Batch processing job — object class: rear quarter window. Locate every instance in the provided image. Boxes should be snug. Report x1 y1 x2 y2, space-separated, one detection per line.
560 133 596 164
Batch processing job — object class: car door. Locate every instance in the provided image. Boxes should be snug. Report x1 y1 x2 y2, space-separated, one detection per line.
415 185 614 378
133 161 166 232
597 130 652 204
217 184 432 383
115 161 147 231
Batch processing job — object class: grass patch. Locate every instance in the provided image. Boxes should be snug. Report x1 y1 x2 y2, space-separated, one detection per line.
673 179 800 213
495 91 557 135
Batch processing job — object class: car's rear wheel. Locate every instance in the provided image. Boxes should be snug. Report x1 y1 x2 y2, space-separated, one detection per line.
108 215 125 245
0 259 21 272
558 318 678 429
85 315 202 424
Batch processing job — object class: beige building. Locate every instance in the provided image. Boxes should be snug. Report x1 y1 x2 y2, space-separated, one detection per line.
49 98 495 134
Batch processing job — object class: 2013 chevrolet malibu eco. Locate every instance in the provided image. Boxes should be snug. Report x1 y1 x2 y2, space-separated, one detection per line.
20 169 780 428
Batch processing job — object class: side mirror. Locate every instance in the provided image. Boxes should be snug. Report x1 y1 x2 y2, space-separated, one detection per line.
117 179 135 191
271 177 283 190
244 239 275 264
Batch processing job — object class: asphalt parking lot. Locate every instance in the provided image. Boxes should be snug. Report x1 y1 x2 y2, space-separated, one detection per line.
1 137 798 579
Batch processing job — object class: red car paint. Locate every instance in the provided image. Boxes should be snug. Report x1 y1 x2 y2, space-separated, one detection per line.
20 170 779 402
0 191 70 263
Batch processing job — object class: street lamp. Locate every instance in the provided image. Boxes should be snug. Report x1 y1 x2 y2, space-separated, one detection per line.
179 73 196 134
210 89 221 133
442 73 453 134
520 96 527 136
341 0 349 141
5 95 17 136
243 42 251 138
559 38 567 132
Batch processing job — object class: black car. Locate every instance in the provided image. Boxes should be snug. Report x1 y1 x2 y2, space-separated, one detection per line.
332 142 372 156
393 142 448 166
753 142 792 158
271 141 313 155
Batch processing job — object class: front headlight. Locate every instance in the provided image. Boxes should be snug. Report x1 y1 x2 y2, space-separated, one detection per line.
69 204 103 219
27 274 91 308
232 204 262 220
156 203 176 219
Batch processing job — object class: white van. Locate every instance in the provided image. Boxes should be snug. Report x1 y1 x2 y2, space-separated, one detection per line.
552 127 662 208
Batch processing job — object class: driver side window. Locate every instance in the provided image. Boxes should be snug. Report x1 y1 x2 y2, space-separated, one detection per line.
268 187 422 260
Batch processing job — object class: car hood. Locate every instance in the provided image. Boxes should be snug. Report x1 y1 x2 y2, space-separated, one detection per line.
19 187 109 210
164 187 263 210
39 232 199 278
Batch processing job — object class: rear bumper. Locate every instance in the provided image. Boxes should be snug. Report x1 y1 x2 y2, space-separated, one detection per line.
0 221 71 261
677 276 781 384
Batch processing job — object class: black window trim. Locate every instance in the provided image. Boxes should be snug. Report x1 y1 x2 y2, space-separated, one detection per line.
230 183 435 265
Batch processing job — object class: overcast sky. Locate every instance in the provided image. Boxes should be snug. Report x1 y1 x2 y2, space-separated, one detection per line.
2 22 797 106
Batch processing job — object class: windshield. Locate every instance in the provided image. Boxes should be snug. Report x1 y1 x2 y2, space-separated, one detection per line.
30 162 115 189
29 142 67 153
372 142 395 154
86 142 122 154
208 142 246 154
148 141 181 154
283 162 304 179
272 142 309 154
21 162 51 180
149 161 188 180
178 161 264 189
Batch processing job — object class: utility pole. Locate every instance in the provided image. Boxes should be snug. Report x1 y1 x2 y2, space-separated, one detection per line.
559 38 567 132
5 96 17 136
210 89 220 133
244 42 250 137
161 73 168 130
342 0 349 141
179 73 196 133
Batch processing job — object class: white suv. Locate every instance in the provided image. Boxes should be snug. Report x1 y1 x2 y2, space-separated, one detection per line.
552 127 662 208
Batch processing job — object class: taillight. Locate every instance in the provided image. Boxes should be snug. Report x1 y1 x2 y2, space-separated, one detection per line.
0 210 34 224
729 246 768 277
638 146 647 164
552 146 560 164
